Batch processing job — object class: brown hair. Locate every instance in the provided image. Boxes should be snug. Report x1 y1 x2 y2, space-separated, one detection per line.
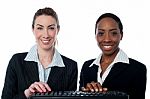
32 7 60 29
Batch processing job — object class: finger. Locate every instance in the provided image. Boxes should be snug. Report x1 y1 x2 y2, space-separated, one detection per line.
42 83 51 92
86 83 94 92
96 82 103 92
102 88 108 92
35 82 47 92
29 83 37 93
29 83 42 93
81 87 89 92
33 82 44 93
29 85 35 93
90 82 99 92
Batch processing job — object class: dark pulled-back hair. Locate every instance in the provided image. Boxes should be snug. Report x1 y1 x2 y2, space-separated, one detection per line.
32 7 60 29
95 13 123 35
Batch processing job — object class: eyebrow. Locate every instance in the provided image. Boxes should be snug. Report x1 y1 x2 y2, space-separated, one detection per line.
98 28 117 31
48 24 56 28
109 28 117 31
36 24 43 27
36 24 56 27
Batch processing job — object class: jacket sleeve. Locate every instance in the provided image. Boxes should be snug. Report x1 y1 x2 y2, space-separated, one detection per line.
68 62 78 91
79 62 86 91
1 54 27 99
130 63 147 99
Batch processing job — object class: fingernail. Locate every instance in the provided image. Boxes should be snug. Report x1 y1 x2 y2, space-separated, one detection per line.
103 88 108 91
91 89 94 92
100 88 102 91
95 89 98 92
81 87 85 91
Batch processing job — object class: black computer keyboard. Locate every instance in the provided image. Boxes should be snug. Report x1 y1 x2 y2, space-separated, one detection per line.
29 91 129 99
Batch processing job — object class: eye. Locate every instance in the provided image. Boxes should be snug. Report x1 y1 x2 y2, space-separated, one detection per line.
37 27 43 30
48 26 56 31
97 32 104 36
49 27 55 30
111 31 118 36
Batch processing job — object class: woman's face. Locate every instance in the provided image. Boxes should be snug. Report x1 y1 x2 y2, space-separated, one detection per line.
33 15 59 51
96 17 122 56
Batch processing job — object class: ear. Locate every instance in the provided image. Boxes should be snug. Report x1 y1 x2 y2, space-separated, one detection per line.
95 29 98 40
95 34 98 41
32 28 35 35
120 33 123 40
57 27 60 34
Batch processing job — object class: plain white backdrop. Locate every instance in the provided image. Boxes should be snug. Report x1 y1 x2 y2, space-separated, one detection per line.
0 0 149 98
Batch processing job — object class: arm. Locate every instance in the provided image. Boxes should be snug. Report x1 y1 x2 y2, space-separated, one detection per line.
80 70 106 92
68 62 78 91
131 64 147 99
1 55 27 99
24 82 51 98
1 54 52 99
79 60 107 92
79 66 85 90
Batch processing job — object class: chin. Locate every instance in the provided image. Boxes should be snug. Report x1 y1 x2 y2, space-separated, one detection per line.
40 45 52 50
104 49 119 56
102 50 114 56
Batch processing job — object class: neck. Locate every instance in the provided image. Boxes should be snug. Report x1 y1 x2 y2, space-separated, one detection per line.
37 46 55 68
101 48 119 64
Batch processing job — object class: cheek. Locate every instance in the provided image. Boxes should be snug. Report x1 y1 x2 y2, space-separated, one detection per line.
49 31 57 37
96 36 102 43
34 31 41 40
96 37 103 48
51 32 57 37
113 37 122 43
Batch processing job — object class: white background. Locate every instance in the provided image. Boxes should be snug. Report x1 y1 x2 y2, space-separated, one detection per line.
0 0 149 98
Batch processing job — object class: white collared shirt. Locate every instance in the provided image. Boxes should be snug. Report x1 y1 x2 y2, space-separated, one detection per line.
24 45 65 82
89 49 129 85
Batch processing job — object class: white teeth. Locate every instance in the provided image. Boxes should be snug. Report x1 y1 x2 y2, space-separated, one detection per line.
104 46 111 49
42 40 49 43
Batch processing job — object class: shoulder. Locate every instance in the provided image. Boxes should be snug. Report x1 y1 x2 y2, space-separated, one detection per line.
12 52 28 57
7 52 28 70
61 55 76 63
11 52 28 60
8 52 28 65
129 58 147 71
60 55 77 66
84 59 95 65
82 59 96 67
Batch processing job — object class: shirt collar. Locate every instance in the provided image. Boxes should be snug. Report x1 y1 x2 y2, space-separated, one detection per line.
89 49 129 67
24 45 65 67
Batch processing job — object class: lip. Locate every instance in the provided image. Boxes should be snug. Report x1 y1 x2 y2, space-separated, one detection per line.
102 45 113 51
41 39 50 44
103 45 112 48
43 40 49 43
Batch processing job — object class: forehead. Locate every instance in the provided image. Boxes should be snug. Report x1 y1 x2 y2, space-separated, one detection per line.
97 17 119 28
35 15 57 25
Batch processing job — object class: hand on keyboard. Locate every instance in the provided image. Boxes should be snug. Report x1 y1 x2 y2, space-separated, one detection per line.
81 81 107 92
24 82 51 98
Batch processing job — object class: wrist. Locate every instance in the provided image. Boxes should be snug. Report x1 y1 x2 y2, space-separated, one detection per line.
24 89 32 98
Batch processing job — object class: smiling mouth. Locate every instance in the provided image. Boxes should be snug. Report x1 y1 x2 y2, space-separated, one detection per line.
41 40 50 44
102 45 113 50
103 45 112 48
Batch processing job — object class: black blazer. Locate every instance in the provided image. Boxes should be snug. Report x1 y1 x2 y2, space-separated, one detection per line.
2 52 78 99
79 58 147 99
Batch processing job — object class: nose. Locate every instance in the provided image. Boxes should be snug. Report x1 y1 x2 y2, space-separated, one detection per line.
103 33 111 42
43 29 49 38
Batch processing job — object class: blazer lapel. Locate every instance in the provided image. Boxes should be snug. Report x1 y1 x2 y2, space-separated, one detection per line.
47 66 65 90
24 61 39 83
103 62 129 85
88 64 99 82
